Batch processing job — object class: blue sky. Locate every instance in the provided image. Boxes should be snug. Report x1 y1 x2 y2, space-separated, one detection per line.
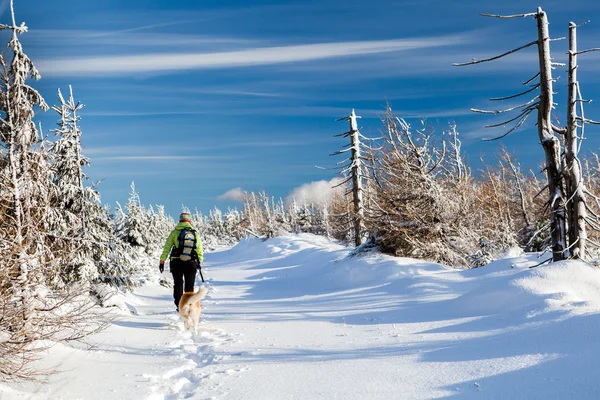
7 0 600 216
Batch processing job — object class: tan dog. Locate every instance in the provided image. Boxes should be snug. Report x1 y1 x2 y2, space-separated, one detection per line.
178 286 208 333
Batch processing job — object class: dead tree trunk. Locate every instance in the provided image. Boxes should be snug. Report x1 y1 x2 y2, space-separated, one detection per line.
332 109 365 246
564 22 588 259
349 109 365 246
536 8 567 261
453 7 568 261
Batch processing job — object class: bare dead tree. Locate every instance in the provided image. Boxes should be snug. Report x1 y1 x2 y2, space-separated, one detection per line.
560 21 600 260
454 7 567 261
563 22 588 259
332 109 371 246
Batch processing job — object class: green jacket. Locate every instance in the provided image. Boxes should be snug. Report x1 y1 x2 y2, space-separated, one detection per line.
160 222 204 263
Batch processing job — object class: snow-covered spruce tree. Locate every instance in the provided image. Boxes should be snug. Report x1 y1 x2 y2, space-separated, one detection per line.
0 0 49 276
258 191 281 238
208 207 232 246
50 87 86 231
223 208 244 241
195 206 241 249
107 183 158 285
113 201 127 236
242 192 262 235
312 202 330 237
288 197 299 233
192 208 208 236
48 86 102 284
0 1 106 380
88 204 136 290
118 182 151 251
192 208 220 250
292 201 326 236
148 204 174 248
273 198 291 235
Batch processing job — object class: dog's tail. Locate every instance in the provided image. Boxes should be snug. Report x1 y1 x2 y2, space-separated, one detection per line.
189 285 208 303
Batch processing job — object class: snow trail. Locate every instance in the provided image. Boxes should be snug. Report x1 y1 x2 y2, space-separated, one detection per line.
4 234 600 399
183 235 600 400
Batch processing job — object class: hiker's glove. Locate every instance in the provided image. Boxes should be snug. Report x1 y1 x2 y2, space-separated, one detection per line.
196 262 202 271
159 261 164 273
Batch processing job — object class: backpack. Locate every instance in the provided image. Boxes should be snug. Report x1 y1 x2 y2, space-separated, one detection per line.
174 228 197 261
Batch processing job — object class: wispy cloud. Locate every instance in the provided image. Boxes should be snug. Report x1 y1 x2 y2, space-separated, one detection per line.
83 145 180 156
393 107 478 119
37 35 470 77
85 110 209 117
29 29 258 48
174 88 284 98
84 105 384 118
86 20 205 36
93 155 228 161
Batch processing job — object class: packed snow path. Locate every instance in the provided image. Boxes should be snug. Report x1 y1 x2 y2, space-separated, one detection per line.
4 234 600 399
194 236 600 399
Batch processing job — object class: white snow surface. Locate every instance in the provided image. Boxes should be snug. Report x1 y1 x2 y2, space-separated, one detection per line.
3 233 600 399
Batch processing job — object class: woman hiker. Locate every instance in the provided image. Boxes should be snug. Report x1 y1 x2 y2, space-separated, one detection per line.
159 212 204 311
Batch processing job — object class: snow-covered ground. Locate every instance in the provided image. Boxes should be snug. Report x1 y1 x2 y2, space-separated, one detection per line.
3 233 600 399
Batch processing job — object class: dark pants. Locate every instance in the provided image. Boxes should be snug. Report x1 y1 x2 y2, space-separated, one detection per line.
170 258 197 308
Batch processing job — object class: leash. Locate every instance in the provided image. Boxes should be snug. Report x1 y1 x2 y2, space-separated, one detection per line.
197 262 205 283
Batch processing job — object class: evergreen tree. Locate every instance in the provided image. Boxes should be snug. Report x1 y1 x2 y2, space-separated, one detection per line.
0 1 105 380
119 182 151 250
50 86 88 233
48 86 100 284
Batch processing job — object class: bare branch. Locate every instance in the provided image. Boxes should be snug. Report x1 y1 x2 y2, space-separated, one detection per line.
577 20 591 28
330 147 355 156
483 109 534 141
473 95 539 114
332 176 352 188
575 48 600 55
576 117 600 125
490 83 540 101
483 104 537 128
333 131 351 137
524 72 541 85
529 257 553 269
453 40 538 66
480 12 537 18
551 124 566 135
